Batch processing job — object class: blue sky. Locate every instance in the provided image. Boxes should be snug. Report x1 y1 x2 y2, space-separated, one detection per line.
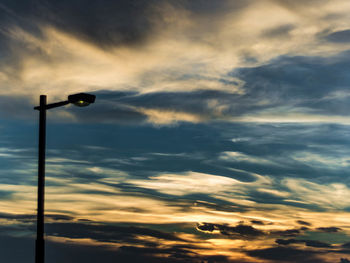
1 0 350 262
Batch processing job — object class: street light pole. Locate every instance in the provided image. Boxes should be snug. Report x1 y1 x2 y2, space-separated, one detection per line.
35 95 46 263
34 93 95 263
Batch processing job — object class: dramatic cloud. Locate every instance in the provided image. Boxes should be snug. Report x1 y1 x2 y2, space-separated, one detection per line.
276 238 332 248
247 247 323 262
196 222 264 238
2 0 350 262
1 0 350 125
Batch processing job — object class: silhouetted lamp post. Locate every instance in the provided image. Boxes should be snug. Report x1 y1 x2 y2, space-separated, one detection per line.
34 93 96 263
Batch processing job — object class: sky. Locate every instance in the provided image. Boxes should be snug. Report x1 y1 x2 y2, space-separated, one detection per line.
1 0 350 262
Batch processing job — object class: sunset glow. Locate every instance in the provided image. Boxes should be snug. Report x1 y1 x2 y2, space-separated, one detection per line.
1 1 350 262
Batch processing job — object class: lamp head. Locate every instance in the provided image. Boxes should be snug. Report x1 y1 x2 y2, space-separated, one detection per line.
68 93 96 107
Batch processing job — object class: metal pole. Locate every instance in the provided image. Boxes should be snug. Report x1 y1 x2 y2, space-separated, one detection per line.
35 95 46 263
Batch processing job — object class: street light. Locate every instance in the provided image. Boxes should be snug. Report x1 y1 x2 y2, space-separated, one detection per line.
33 93 96 263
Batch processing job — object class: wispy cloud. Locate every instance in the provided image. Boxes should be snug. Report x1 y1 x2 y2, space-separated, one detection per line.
1 1 350 125
2 1 350 262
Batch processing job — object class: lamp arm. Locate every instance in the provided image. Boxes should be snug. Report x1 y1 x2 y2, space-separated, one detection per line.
34 100 70 110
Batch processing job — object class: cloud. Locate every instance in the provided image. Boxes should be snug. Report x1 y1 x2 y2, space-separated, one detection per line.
219 151 276 165
262 24 295 38
0 213 238 263
126 171 246 196
25 48 350 126
2 1 350 261
272 229 302 237
250 220 267 225
0 231 211 263
197 222 264 238
3 117 350 231
137 107 204 125
229 50 350 123
282 178 350 210
45 222 186 244
297 220 312 226
317 227 341 233
326 29 350 43
0 0 159 48
276 238 332 248
1 0 350 126
247 246 324 262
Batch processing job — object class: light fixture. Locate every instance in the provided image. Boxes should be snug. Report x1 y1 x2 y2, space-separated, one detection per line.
68 93 96 107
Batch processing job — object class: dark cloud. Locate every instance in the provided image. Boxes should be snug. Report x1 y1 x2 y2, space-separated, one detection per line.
223 224 264 237
0 212 192 251
316 227 341 233
297 220 312 226
0 212 74 223
275 238 299 245
272 0 329 12
39 0 161 48
272 229 302 237
59 50 350 126
0 231 228 263
0 212 35 221
116 245 231 263
0 214 212 262
178 0 250 15
0 0 158 48
247 246 324 263
196 221 334 247
0 96 36 120
45 222 186 244
0 1 44 55
231 50 350 117
250 220 267 225
0 0 250 50
196 222 215 232
326 29 350 43
263 24 295 38
342 243 350 248
46 214 75 221
276 238 332 248
0 190 13 199
300 240 332 248
196 222 264 238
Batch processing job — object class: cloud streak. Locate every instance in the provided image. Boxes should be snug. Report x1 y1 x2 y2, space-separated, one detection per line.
1 0 350 126
2 1 350 262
